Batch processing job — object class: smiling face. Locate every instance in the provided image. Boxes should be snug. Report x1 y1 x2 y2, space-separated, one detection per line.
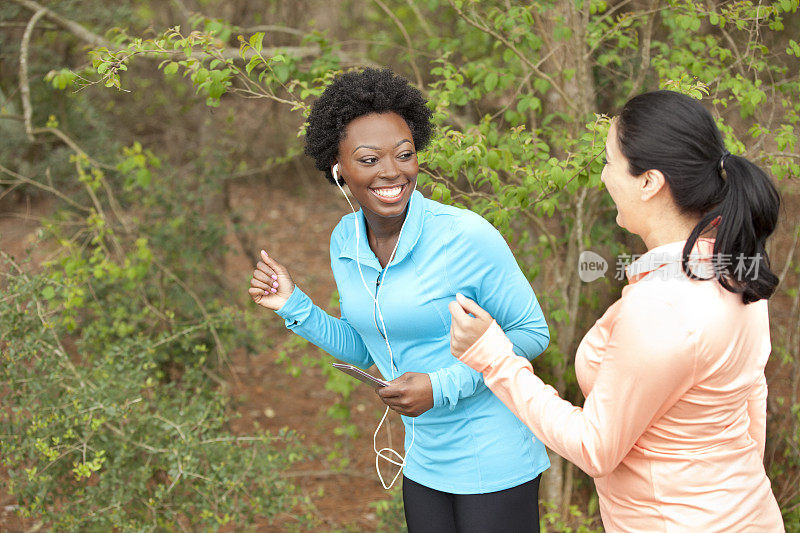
601 120 644 233
335 112 418 220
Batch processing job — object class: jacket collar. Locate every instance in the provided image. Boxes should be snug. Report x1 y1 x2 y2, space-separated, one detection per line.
337 189 425 270
626 238 714 283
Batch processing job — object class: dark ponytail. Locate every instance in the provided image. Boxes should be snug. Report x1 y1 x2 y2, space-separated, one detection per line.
617 90 781 304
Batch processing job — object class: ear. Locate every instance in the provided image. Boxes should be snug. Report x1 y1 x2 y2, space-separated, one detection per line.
332 160 345 184
640 169 666 202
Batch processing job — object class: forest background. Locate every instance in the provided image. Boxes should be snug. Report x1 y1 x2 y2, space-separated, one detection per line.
1 0 799 531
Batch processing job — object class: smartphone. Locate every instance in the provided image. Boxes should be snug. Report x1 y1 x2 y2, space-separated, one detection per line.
332 363 389 388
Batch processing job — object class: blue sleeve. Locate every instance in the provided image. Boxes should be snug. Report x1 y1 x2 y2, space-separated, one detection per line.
275 285 373 369
428 213 550 409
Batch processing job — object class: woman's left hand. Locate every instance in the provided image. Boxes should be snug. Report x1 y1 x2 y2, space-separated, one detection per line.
377 372 434 417
448 293 494 358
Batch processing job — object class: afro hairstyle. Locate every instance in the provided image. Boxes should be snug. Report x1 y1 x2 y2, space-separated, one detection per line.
304 67 433 184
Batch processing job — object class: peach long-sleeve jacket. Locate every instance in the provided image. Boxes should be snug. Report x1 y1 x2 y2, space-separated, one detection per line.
459 241 784 532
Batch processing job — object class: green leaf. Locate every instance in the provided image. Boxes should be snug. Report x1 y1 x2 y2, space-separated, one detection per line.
163 62 179 75
273 63 291 83
484 72 499 92
245 55 262 75
42 286 55 300
249 32 265 53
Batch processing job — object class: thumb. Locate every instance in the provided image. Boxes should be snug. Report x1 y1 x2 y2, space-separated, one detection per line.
455 293 490 319
448 299 468 323
261 250 290 277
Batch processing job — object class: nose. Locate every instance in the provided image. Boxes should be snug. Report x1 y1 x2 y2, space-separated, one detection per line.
380 156 402 179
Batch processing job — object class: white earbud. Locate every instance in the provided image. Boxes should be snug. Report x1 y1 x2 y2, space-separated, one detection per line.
330 161 416 490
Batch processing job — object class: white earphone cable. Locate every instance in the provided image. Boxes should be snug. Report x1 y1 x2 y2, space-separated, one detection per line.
333 164 415 490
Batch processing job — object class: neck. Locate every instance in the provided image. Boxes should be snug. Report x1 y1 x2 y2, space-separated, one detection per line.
363 205 408 244
639 211 701 251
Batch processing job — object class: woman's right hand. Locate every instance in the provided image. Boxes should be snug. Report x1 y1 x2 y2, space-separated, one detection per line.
249 250 295 311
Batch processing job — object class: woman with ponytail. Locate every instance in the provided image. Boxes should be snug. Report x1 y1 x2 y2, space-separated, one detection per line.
448 90 784 531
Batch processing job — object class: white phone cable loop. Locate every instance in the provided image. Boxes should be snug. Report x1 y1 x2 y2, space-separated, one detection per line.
333 163 415 490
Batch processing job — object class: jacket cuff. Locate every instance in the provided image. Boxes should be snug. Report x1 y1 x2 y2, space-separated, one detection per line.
428 371 445 408
458 320 513 373
274 285 313 327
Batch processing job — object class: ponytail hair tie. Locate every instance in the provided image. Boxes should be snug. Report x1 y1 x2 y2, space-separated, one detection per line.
718 150 731 178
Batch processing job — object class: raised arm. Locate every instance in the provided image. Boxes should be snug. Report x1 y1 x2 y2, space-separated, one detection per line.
249 250 372 368
451 293 697 478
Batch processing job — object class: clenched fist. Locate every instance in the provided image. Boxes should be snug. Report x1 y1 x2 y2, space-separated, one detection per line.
448 293 494 358
248 250 295 311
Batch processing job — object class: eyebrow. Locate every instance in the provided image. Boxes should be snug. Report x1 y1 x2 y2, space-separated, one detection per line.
352 139 413 154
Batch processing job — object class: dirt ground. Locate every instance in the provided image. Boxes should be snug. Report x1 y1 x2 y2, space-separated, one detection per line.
2 176 799 532
222 178 407 531
0 179 400 532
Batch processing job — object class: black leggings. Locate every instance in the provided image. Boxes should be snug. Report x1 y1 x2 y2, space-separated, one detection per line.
402 475 541 533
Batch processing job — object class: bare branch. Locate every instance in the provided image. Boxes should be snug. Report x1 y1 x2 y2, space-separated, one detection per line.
242 25 307 37
403 0 436 39
19 8 46 142
0 162 90 211
32 126 116 170
765 151 800 160
150 256 240 389
446 0 578 113
778 224 800 286
626 0 660 100
584 6 665 61
0 21 56 30
373 0 424 88
10 0 357 65
10 0 111 48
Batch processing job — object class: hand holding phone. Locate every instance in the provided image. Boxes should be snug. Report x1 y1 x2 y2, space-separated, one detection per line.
332 363 388 388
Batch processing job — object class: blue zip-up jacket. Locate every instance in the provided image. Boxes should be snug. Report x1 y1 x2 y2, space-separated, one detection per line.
276 190 550 493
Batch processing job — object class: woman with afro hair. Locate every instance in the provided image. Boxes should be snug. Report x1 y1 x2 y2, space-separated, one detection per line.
250 67 550 532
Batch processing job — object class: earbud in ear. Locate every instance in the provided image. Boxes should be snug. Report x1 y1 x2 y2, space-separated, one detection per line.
332 163 339 180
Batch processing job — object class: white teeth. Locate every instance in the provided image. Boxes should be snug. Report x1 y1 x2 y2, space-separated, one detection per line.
373 185 403 198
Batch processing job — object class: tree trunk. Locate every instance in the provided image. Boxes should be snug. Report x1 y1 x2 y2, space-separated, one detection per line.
536 0 598 514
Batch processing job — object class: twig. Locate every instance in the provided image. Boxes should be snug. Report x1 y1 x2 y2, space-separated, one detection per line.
102 422 170 453
0 21 56 29
778 224 799 285
1 250 91 390
1 115 115 171
0 181 23 202
10 0 110 47
592 0 636 28
446 0 578 113
150 256 240 389
145 322 217 351
199 436 279 445
373 0 424 88
403 0 435 38
242 25 307 37
765 151 800 160
584 6 665 61
280 469 375 479
19 8 46 142
0 163 89 211
31 126 115 170
11 0 349 64
626 0 659 100
153 414 187 442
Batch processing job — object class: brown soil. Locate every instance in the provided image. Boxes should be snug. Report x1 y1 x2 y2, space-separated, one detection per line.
222 178 404 532
3 178 799 532
0 181 398 532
